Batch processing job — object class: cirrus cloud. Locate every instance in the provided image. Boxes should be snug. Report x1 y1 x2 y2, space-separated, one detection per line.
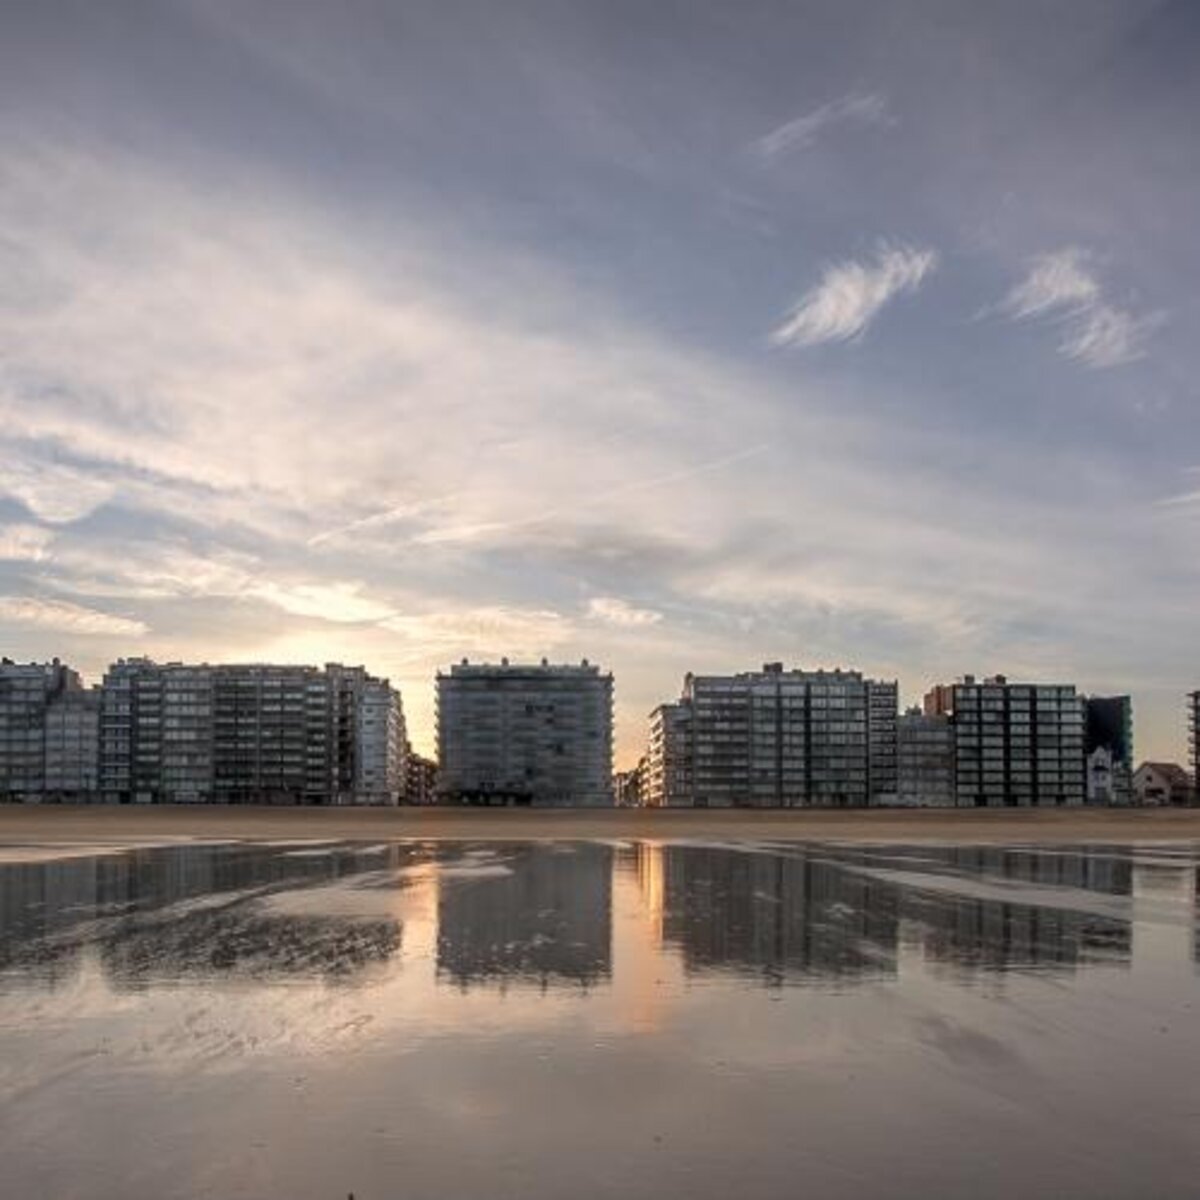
0 523 55 562
771 243 938 348
0 457 117 524
586 596 663 627
0 595 147 636
753 91 894 159
247 581 395 624
1000 247 1164 370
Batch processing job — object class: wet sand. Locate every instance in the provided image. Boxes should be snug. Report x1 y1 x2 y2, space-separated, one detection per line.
3 832 1199 1198
2 803 1199 845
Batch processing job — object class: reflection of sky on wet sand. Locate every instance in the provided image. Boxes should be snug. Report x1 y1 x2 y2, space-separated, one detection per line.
1 841 1199 1199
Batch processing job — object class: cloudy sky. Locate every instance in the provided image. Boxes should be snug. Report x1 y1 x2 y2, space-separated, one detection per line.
2 0 1199 764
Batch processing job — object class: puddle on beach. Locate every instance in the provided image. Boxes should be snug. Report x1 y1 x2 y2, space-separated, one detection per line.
1 839 1198 1199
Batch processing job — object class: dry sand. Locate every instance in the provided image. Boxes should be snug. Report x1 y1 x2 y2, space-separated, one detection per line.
2 803 1200 846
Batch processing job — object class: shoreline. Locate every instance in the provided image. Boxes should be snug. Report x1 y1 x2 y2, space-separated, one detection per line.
2 804 1200 846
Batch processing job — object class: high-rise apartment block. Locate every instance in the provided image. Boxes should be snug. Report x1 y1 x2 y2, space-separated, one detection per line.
867 680 900 801
925 675 1085 807
0 659 93 801
356 674 407 804
44 687 101 800
644 701 693 807
436 660 613 806
1187 691 1200 792
645 664 898 808
896 709 956 807
99 659 405 805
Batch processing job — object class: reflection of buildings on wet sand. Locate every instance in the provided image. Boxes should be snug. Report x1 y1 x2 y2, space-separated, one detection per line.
3 842 1194 1003
628 842 667 946
0 845 410 989
436 845 612 990
648 845 1137 983
659 847 900 984
1123 860 1197 975
902 846 1132 973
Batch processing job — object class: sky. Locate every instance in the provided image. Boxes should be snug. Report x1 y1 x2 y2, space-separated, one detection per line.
2 0 1199 766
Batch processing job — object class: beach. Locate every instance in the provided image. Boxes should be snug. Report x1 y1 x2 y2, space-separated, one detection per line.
5 809 1200 1199
2 803 1199 848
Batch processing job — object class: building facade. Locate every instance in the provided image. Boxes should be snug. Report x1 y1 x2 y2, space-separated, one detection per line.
356 675 406 805
896 709 956 807
644 701 693 807
646 664 898 808
925 675 1086 807
404 749 438 805
1188 692 1200 790
1133 761 1191 807
0 659 88 801
1084 695 1133 805
44 687 101 801
613 760 646 807
868 680 900 803
437 660 613 806
99 659 405 805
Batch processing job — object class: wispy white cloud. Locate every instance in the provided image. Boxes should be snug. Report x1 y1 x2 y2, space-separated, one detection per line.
754 91 893 158
1001 247 1100 318
771 243 937 348
0 523 54 562
34 540 400 628
1060 304 1164 369
379 606 570 655
306 495 461 548
586 596 663 627
1153 488 1200 509
412 520 524 547
40 544 259 601
1000 248 1163 369
249 581 395 624
0 458 116 524
403 446 769 549
0 141 792 562
0 596 147 636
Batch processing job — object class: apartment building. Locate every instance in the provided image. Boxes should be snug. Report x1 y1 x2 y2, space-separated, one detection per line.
646 663 898 808
925 675 1085 807
44 687 101 801
0 659 88 801
1188 691 1200 792
357 675 406 804
613 760 646 808
868 680 900 802
896 709 955 807
436 659 613 806
99 659 405 805
644 701 693 807
404 749 438 805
